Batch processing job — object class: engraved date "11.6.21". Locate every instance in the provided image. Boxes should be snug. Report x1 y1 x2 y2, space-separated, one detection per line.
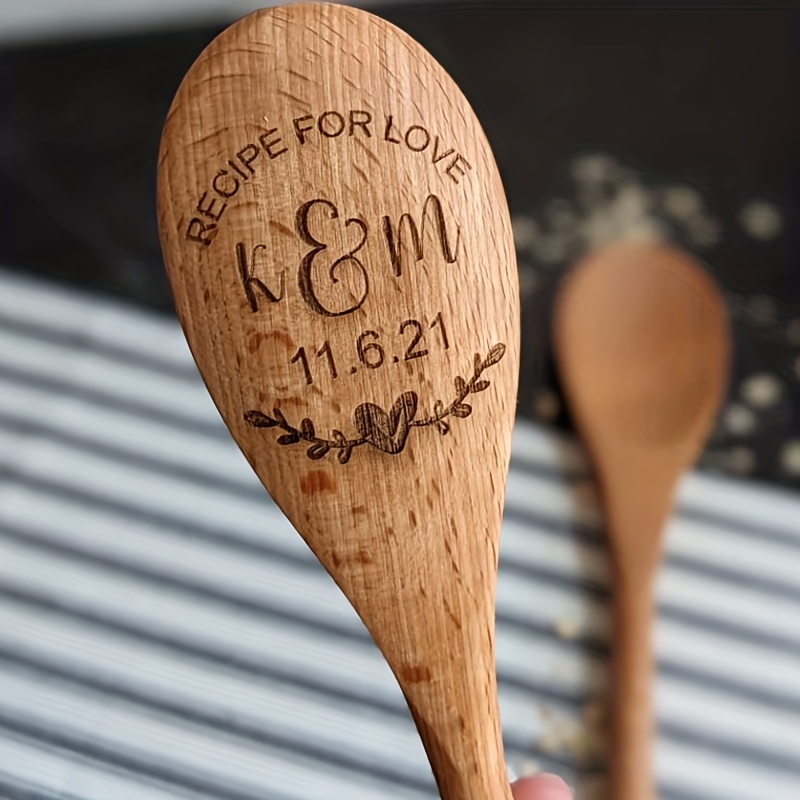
290 311 449 385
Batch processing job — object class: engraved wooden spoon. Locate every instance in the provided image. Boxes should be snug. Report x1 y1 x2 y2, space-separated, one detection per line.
554 240 729 800
157 4 519 799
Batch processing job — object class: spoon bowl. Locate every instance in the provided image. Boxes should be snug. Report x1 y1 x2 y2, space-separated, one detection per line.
157 4 520 799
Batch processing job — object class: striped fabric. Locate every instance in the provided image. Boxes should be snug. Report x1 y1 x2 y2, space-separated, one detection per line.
0 266 798 800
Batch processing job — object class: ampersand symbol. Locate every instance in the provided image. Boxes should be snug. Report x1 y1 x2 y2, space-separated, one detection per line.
295 198 369 317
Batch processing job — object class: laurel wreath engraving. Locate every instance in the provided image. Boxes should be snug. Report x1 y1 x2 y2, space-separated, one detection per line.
243 343 506 463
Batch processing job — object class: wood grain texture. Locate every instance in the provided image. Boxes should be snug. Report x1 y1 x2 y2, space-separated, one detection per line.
157 4 519 799
554 240 729 800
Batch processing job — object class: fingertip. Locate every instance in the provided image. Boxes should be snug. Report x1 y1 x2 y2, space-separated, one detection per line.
511 772 572 800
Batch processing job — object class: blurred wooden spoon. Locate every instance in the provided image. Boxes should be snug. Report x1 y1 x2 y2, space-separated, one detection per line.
157 4 519 798
554 240 729 800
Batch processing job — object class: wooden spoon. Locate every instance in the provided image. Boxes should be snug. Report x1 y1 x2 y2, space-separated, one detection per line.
157 4 519 799
553 240 729 800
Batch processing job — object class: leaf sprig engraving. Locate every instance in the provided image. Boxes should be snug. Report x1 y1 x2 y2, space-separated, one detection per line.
244 342 506 462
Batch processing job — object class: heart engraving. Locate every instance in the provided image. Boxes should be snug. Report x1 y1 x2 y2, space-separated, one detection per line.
354 392 419 454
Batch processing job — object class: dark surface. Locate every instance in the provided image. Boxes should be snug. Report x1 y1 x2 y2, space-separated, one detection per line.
0 4 797 487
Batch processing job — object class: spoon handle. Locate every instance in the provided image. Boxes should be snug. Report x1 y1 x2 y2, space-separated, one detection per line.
611 574 657 800
350 521 513 800
400 649 510 800
605 475 675 800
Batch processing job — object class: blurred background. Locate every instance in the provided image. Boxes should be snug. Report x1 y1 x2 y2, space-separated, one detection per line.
0 1 798 799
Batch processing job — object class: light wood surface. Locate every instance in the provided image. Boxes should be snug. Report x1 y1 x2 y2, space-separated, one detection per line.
157 4 519 799
554 240 729 800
